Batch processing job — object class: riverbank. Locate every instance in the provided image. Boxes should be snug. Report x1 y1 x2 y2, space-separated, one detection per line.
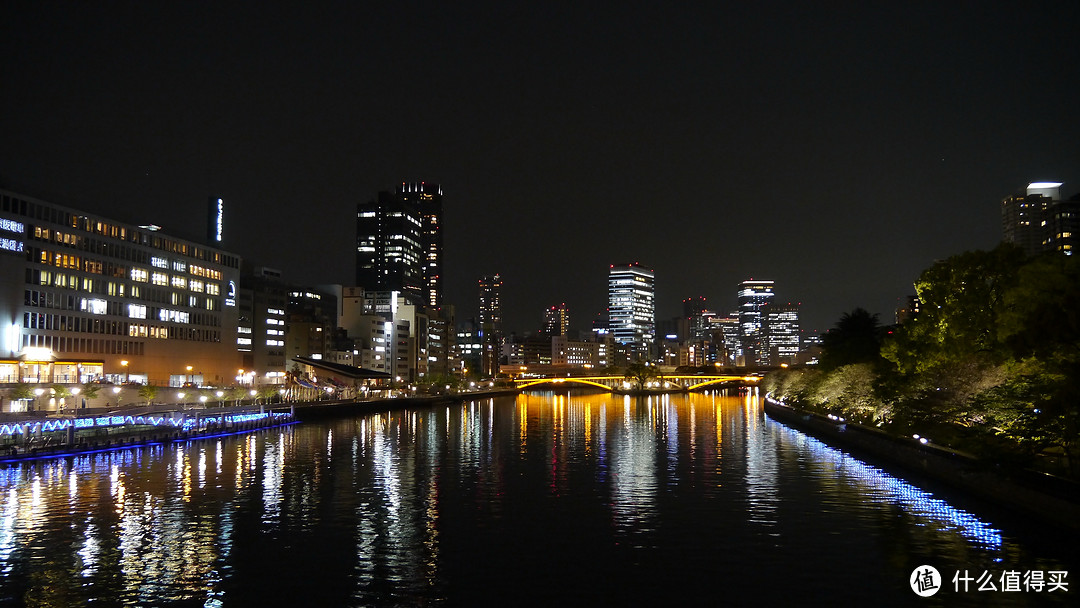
0 388 522 464
762 396 1080 534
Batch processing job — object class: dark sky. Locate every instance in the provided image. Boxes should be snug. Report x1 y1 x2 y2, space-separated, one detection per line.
3 2 1078 334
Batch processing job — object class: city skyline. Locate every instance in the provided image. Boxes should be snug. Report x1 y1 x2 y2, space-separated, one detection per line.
2 3 1078 333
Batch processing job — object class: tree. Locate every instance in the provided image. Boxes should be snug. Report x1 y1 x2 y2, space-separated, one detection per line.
225 386 247 405
623 362 657 390
887 244 1025 373
993 253 1080 471
820 308 884 371
812 363 882 422
79 383 101 407
257 386 279 404
138 384 160 405
10 384 33 404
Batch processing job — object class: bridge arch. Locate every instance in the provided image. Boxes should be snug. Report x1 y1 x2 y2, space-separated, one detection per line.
515 378 615 391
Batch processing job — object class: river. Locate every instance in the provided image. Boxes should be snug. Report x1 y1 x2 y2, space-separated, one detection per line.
0 390 1073 606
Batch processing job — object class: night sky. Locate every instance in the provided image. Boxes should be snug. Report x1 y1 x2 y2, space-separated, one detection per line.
3 2 1078 335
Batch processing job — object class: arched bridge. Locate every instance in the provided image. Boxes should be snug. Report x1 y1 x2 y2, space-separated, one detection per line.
513 374 759 392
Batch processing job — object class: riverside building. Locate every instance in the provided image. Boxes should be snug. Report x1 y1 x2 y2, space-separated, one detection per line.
607 262 655 360
0 189 241 399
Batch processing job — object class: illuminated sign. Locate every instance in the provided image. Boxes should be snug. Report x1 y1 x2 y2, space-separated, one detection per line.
0 217 25 254
225 280 237 307
0 218 24 234
207 197 224 243
215 198 223 242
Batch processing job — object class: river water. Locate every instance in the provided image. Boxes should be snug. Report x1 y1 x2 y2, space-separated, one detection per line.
0 390 1073 606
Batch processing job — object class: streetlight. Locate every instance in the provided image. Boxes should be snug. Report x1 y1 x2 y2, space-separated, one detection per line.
112 385 121 407
186 365 193 386
121 360 129 383
33 387 44 412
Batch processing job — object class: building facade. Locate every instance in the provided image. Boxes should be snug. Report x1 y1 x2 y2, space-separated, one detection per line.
1002 182 1077 257
737 279 774 366
478 273 503 376
237 266 287 385
764 302 800 365
542 303 569 337
607 263 655 360
1 189 241 394
355 182 444 307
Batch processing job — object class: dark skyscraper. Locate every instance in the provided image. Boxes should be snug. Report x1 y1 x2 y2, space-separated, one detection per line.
401 182 444 307
356 183 443 306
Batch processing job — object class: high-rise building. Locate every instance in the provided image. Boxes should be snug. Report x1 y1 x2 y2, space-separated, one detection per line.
478 274 502 376
607 263 655 360
1002 182 1077 256
737 279 774 366
401 182 444 307
356 183 444 306
542 303 569 337
764 302 800 365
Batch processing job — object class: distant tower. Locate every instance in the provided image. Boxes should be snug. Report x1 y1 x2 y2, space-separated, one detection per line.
478 274 503 376
401 182 444 306
683 295 709 341
737 279 774 366
607 263 655 360
543 303 569 337
356 182 444 306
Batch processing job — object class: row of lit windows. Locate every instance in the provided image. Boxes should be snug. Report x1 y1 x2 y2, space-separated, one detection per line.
25 289 222 327
23 311 220 339
22 215 240 269
22 333 146 356
28 268 222 309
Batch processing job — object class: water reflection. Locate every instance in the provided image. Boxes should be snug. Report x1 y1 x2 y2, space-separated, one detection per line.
0 392 1070 605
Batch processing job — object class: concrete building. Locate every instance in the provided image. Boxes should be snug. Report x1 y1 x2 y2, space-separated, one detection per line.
1 188 241 401
237 266 287 386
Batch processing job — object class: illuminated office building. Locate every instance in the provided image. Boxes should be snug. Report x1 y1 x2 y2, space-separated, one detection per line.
764 302 800 365
0 188 241 400
401 183 444 307
607 263 655 360
737 279 774 366
356 182 444 306
543 303 569 337
478 273 502 376
1002 182 1077 256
